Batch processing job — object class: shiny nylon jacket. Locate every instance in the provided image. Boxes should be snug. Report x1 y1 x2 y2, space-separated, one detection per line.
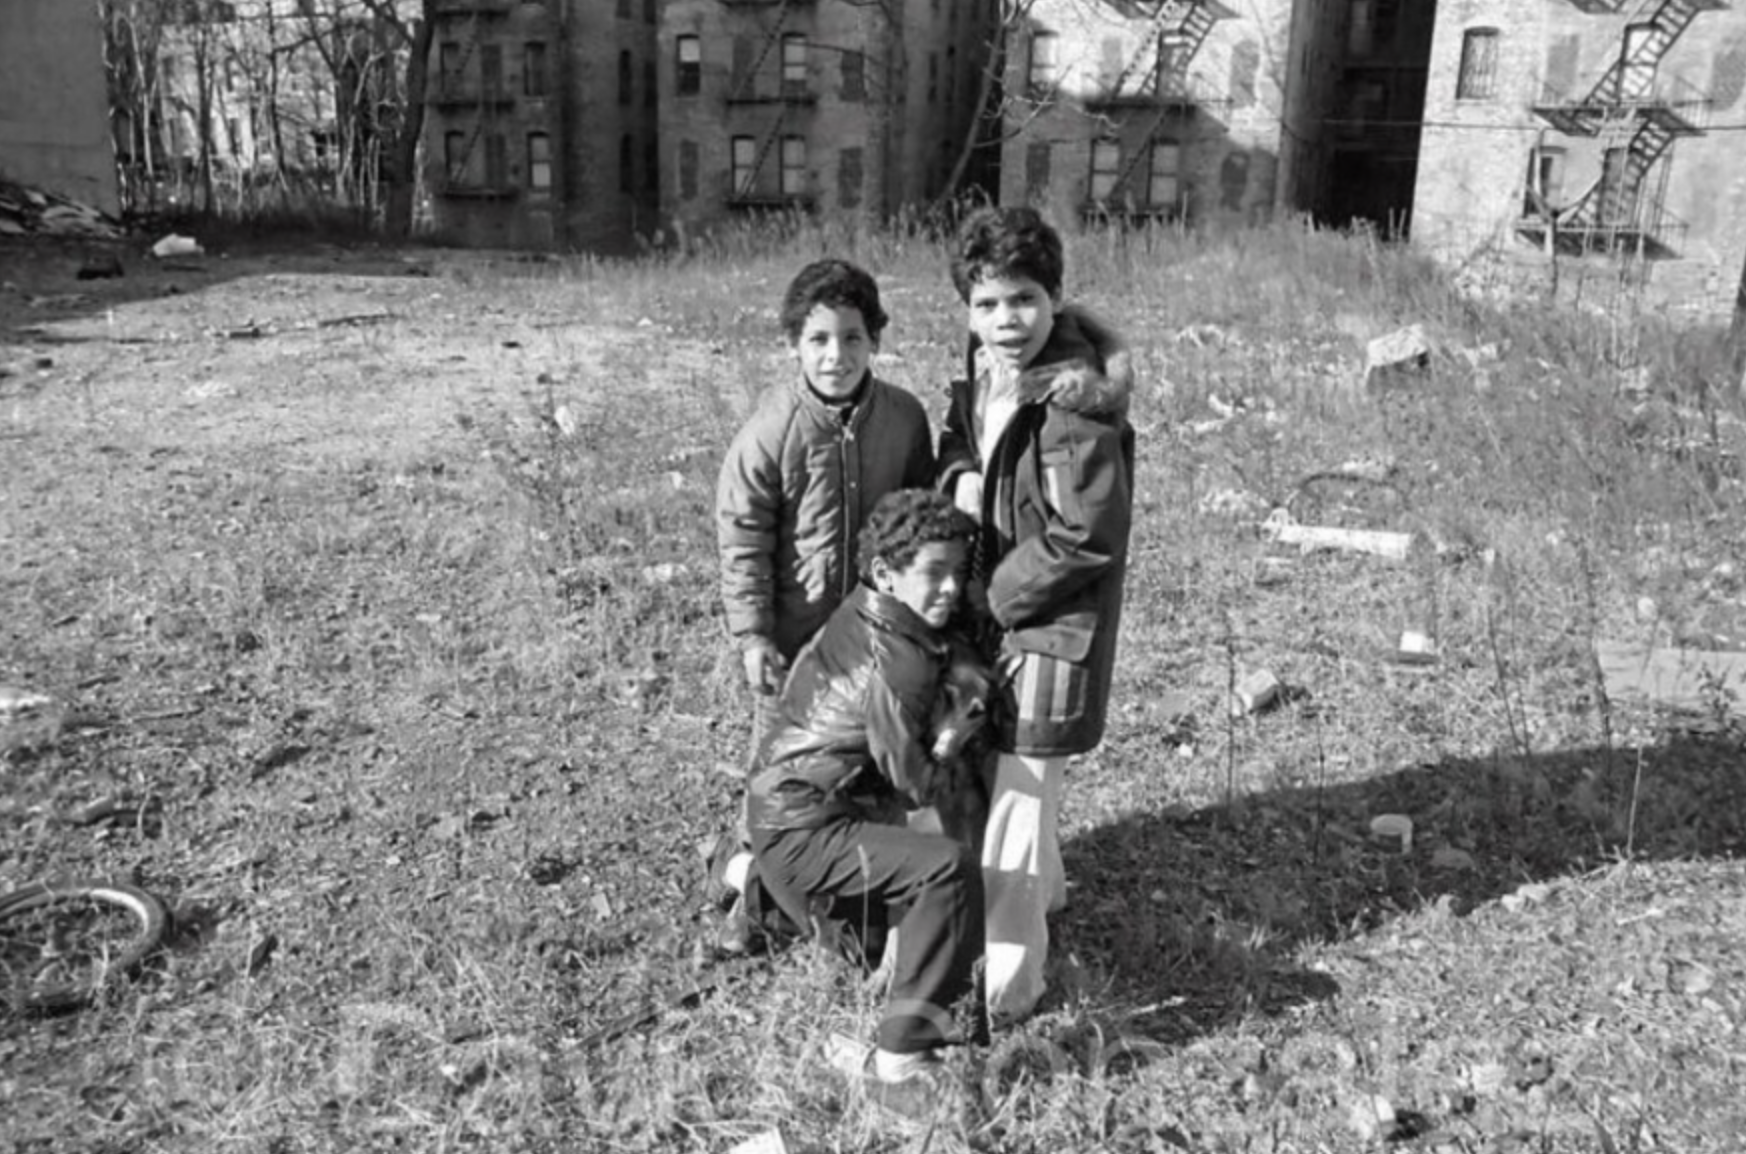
747 585 949 832
716 374 935 660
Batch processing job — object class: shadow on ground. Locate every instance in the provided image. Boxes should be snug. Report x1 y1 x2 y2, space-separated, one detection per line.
1056 733 1746 1043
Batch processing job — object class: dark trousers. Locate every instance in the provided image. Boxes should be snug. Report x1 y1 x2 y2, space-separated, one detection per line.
752 818 985 1055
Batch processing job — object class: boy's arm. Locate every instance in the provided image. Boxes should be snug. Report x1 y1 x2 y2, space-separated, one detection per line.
986 415 1132 631
715 422 782 645
865 676 939 809
937 383 977 494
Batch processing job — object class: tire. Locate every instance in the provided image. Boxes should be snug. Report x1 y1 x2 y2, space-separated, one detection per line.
0 879 169 1013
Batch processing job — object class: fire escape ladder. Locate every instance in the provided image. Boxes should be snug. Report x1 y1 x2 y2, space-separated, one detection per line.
1105 1 1182 101
732 0 792 102
1588 0 1706 107
737 107 789 198
1105 1 1222 202
448 11 489 187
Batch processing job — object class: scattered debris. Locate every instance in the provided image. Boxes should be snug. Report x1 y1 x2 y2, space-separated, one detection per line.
825 1032 873 1077
0 179 124 239
246 931 279 977
1593 641 1746 722
1254 556 1292 587
150 233 204 259
727 1130 790 1154
1369 814 1413 852
1231 669 1282 717
75 253 124 280
0 880 169 1011
1499 882 1554 912
1390 630 1439 667
1364 323 1432 393
1263 510 1414 561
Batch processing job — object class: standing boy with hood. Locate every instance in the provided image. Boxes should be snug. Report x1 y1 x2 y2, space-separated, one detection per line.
938 207 1136 1024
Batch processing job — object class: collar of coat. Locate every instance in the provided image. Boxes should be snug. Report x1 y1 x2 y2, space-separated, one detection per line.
977 305 1133 419
850 583 950 655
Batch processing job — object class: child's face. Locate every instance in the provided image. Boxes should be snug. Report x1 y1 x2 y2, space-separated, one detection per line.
790 303 874 400
967 273 1056 374
873 540 969 630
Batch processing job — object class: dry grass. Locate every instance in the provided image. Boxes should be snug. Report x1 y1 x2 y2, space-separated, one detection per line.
2 218 1744 1153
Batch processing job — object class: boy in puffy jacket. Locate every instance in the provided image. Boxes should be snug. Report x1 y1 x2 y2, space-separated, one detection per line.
746 489 983 1120
716 258 936 695
939 207 1136 1025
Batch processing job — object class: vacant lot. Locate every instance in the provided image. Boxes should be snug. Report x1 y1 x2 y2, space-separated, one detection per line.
3 225 1745 1153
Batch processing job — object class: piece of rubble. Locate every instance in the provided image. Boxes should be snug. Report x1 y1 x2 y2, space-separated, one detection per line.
1364 323 1432 393
1594 641 1746 721
1230 670 1281 717
1263 509 1413 561
1389 630 1438 667
1369 814 1413 852
150 233 204 259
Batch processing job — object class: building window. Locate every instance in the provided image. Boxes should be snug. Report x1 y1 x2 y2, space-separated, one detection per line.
1157 33 1187 97
527 132 552 192
1348 0 1374 58
444 129 467 182
1456 28 1499 100
644 0 656 21
1599 146 1640 224
839 146 863 209
929 52 939 104
782 34 807 94
481 44 503 98
1089 139 1121 202
677 36 701 96
946 48 957 111
440 41 462 94
616 0 630 16
1148 140 1181 209
1025 141 1052 198
620 133 634 192
619 50 633 105
1230 40 1259 108
841 49 866 101
485 133 507 187
1029 30 1059 92
645 59 657 107
680 139 699 199
780 135 805 196
525 42 548 97
1521 145 1563 216
645 135 658 192
731 134 757 195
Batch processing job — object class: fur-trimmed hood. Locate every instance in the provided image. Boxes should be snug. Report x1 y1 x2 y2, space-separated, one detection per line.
971 305 1133 418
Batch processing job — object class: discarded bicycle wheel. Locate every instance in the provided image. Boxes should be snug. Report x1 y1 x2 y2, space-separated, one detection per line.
0 880 168 1013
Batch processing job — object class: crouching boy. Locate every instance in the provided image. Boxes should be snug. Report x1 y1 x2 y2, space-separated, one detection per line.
746 489 984 1115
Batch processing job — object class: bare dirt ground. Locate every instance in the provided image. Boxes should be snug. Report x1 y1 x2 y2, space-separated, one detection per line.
5 231 1746 1153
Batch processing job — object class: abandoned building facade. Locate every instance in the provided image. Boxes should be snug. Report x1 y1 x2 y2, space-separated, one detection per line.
414 0 1743 318
1412 1 1746 316
0 0 118 216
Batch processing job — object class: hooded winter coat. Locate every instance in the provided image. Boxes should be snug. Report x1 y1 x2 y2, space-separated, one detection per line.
939 306 1135 756
746 584 951 833
716 374 935 660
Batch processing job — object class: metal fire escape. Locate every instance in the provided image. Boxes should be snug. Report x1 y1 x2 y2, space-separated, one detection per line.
1521 0 1726 257
430 0 518 199
1083 0 1233 218
723 0 818 208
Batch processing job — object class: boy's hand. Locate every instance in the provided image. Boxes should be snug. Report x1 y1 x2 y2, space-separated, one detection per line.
740 636 788 696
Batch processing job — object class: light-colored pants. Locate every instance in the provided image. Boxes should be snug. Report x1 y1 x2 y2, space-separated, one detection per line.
981 751 1067 1021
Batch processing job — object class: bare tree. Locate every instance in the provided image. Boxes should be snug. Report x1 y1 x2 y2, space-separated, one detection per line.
357 0 434 238
935 0 1041 208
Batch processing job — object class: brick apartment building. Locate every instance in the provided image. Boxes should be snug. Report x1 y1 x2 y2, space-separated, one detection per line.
656 0 998 235
1412 1 1746 317
424 0 660 249
998 0 1434 231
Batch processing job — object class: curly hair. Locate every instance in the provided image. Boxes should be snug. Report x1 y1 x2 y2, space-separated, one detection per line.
858 489 978 580
949 206 1065 303
778 258 890 343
